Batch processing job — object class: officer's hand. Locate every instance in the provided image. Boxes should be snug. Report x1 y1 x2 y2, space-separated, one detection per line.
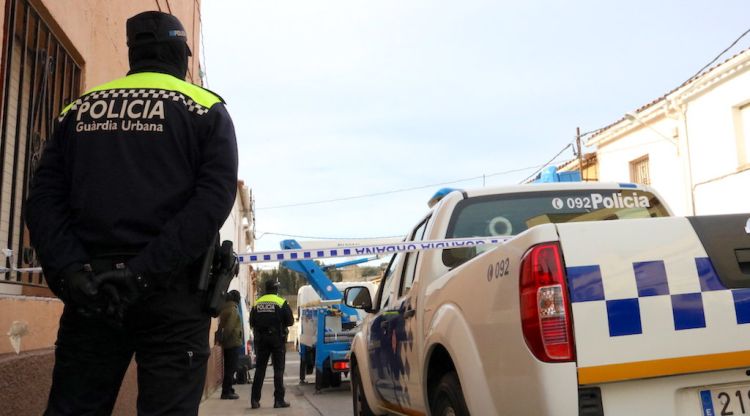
98 282 127 326
91 266 148 306
59 264 99 308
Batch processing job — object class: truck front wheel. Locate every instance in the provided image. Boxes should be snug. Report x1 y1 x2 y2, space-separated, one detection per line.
351 363 375 416
430 371 469 416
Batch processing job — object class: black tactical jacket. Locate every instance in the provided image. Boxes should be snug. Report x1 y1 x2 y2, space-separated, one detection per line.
25 71 238 283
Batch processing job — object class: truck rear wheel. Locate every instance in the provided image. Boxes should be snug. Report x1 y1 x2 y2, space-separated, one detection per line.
351 363 375 416
430 371 469 416
330 371 342 388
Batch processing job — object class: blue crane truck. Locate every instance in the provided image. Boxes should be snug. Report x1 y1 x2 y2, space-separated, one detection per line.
280 239 374 392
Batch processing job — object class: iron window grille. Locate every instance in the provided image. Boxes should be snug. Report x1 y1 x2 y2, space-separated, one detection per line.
629 155 651 186
0 0 82 288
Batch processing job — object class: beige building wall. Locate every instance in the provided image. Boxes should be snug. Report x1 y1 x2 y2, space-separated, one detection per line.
38 0 202 88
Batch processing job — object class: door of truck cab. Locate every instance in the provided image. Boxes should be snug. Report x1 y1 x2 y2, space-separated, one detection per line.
367 217 429 413
368 251 406 407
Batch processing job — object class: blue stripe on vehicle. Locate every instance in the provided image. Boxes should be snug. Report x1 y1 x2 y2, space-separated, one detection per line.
671 293 706 330
700 390 714 416
634 261 669 297
606 298 642 336
696 257 725 292
732 289 750 324
567 265 605 303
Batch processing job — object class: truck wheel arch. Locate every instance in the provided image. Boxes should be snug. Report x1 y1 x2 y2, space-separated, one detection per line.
425 344 455 401
424 303 497 415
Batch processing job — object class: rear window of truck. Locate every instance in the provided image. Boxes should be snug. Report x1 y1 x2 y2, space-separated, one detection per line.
447 189 669 240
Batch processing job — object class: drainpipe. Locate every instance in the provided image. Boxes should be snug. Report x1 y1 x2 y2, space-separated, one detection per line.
675 100 697 215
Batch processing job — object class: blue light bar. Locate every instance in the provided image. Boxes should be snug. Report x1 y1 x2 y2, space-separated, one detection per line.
618 183 638 188
428 187 459 208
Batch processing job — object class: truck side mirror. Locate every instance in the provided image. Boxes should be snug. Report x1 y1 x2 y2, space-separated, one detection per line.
343 286 373 312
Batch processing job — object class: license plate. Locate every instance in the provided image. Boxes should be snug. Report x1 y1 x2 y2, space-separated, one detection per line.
701 386 750 416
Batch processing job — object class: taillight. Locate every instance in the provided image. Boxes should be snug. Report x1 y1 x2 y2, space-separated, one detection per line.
332 360 350 371
520 242 575 362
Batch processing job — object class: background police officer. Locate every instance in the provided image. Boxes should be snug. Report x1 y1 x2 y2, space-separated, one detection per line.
249 280 294 409
25 11 238 415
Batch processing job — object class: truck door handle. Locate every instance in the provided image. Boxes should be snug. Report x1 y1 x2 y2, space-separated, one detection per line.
404 309 416 319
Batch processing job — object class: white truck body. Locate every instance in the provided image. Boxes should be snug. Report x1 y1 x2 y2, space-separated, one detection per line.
347 182 750 416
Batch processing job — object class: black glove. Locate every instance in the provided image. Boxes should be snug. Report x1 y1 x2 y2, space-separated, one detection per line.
97 282 127 325
57 264 98 308
91 265 149 306
91 265 150 324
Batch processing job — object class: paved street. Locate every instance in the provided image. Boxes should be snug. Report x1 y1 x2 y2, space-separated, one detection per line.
199 351 352 416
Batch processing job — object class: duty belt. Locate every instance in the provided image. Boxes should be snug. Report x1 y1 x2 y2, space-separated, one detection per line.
89 254 135 275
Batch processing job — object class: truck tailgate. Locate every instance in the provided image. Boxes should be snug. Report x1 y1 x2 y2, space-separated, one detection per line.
557 216 750 385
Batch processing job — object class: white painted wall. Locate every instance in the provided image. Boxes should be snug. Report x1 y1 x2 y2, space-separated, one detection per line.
684 68 750 215
694 169 750 214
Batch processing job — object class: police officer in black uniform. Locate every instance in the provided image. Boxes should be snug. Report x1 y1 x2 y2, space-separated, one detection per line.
25 11 238 416
249 280 294 409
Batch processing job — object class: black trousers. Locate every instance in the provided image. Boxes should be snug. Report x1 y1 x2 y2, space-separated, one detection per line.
44 276 210 416
222 347 239 395
250 332 286 403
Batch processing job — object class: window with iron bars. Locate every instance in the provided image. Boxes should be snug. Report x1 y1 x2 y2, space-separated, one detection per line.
0 0 82 292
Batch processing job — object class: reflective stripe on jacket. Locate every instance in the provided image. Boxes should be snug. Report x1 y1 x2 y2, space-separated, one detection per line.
249 294 294 335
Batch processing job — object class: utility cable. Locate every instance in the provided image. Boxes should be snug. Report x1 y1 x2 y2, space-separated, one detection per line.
680 27 750 89
519 141 575 184
519 127 606 183
510 28 750 187
569 27 750 149
256 165 542 210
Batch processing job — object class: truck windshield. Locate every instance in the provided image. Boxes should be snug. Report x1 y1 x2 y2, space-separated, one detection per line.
447 189 669 241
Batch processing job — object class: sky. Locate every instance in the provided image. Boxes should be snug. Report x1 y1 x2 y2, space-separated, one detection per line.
201 1 749 264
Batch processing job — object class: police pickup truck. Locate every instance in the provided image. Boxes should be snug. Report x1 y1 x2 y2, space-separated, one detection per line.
342 182 750 416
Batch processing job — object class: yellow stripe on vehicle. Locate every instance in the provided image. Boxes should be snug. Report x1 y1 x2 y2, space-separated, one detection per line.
578 350 750 384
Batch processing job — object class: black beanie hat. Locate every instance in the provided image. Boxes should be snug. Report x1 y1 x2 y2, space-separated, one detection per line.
127 11 192 55
126 11 191 79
